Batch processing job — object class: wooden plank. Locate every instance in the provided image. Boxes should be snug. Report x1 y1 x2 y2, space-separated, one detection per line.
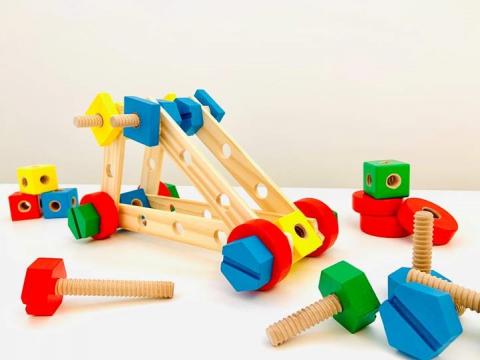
101 134 126 206
159 109 256 230
140 145 165 194
118 204 225 251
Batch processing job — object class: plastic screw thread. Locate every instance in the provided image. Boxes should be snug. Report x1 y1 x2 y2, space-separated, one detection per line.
74 115 103 128
407 269 480 313
266 294 342 346
110 114 140 128
55 278 174 299
412 211 433 273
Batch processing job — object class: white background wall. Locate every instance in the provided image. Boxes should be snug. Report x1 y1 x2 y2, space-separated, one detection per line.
1 0 479 189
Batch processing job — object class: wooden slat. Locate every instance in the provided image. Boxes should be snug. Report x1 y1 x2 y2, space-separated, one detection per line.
140 145 165 194
101 134 126 206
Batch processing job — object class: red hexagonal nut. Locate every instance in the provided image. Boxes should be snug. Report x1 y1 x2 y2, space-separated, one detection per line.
80 192 119 240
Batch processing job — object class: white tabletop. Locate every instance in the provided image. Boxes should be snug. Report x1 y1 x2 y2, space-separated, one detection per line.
1 184 479 359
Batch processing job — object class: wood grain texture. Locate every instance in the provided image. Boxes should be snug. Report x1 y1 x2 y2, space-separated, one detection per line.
101 134 126 206
140 145 165 194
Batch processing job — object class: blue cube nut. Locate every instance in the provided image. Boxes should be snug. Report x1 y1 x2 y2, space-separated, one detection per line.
221 235 273 292
158 100 182 125
120 188 151 208
194 89 225 122
41 188 78 219
380 282 462 360
174 98 203 135
124 96 160 146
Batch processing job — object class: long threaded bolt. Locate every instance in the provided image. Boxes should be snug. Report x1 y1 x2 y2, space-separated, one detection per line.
266 294 342 346
55 278 174 299
407 269 480 313
110 114 140 128
73 114 104 128
412 211 433 273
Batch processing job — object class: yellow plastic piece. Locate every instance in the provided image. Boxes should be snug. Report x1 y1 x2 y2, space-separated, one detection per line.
86 93 121 146
276 210 324 263
164 93 177 101
17 164 59 195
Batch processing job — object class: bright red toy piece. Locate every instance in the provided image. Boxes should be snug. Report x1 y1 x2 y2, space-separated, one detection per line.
8 192 42 221
360 214 409 238
157 182 173 197
80 192 118 240
352 191 404 217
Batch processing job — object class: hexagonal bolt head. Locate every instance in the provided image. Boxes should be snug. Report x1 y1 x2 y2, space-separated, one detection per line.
68 203 100 239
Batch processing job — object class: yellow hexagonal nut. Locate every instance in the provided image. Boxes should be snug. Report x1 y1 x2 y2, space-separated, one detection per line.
276 210 324 263
17 164 59 195
86 93 122 146
163 93 177 101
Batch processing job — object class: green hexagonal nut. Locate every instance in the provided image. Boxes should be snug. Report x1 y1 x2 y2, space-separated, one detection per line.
67 203 100 239
319 261 380 333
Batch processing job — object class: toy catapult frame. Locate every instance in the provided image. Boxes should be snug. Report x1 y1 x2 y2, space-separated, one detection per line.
72 90 339 292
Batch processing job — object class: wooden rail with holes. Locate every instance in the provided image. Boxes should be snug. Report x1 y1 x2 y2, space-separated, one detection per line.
101 135 126 206
140 145 165 194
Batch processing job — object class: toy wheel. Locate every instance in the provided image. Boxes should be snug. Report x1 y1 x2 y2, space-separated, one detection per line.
228 219 292 291
352 191 404 216
360 214 409 238
80 192 119 240
294 198 339 257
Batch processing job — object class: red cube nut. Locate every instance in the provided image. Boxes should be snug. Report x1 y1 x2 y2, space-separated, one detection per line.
21 258 66 316
352 191 403 217
8 192 42 221
360 214 409 238
397 198 458 246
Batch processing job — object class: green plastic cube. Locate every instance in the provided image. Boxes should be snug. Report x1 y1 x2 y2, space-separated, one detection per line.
165 183 180 198
319 261 380 333
67 203 100 239
363 160 410 199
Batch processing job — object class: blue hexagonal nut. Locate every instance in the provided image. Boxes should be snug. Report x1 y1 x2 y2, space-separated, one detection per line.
157 100 182 126
120 188 150 208
221 235 273 292
380 282 462 360
388 267 451 299
194 89 225 122
124 97 160 146
173 98 203 136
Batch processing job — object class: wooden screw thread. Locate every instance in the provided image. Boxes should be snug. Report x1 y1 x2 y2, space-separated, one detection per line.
412 211 433 273
110 114 140 128
407 269 480 313
74 115 103 128
55 278 174 299
266 294 342 346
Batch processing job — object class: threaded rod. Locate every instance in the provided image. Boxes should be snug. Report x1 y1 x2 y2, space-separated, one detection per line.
74 115 103 128
266 294 342 346
111 114 140 128
55 278 174 299
412 211 433 273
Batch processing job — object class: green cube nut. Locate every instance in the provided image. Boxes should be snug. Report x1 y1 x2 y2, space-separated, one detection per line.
319 261 380 333
363 160 410 199
165 183 180 198
67 203 100 239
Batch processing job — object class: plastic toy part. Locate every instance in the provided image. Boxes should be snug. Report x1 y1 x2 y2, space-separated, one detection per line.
120 188 151 208
8 192 42 221
174 97 203 135
397 198 458 246
352 190 403 216
85 93 122 146
123 96 161 146
224 219 292 291
17 164 58 195
40 188 78 219
194 89 225 122
68 203 100 239
80 192 119 240
221 235 273 291
360 214 409 238
294 198 339 257
319 261 380 333
380 282 462 360
363 160 410 199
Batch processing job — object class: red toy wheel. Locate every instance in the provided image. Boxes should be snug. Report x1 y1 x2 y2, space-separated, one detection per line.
80 192 119 240
157 182 173 197
352 190 403 216
397 198 458 246
294 198 339 257
228 219 292 291
360 214 409 238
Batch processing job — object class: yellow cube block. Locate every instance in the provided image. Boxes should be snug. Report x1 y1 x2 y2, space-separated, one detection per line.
276 210 324 263
17 164 59 195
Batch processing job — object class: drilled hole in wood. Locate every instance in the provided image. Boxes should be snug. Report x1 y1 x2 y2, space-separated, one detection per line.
216 194 230 208
294 224 307 238
21 178 28 187
139 215 147 227
255 183 268 199
422 207 441 219
203 209 212 219
18 201 31 213
173 221 185 235
214 230 227 244
131 198 143 207
49 201 61 212
71 197 77 207
366 174 372 186
148 158 156 170
181 150 192 166
169 204 176 212
380 160 391 164
222 143 232 158
386 174 401 189
40 175 49 185
106 164 113 177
